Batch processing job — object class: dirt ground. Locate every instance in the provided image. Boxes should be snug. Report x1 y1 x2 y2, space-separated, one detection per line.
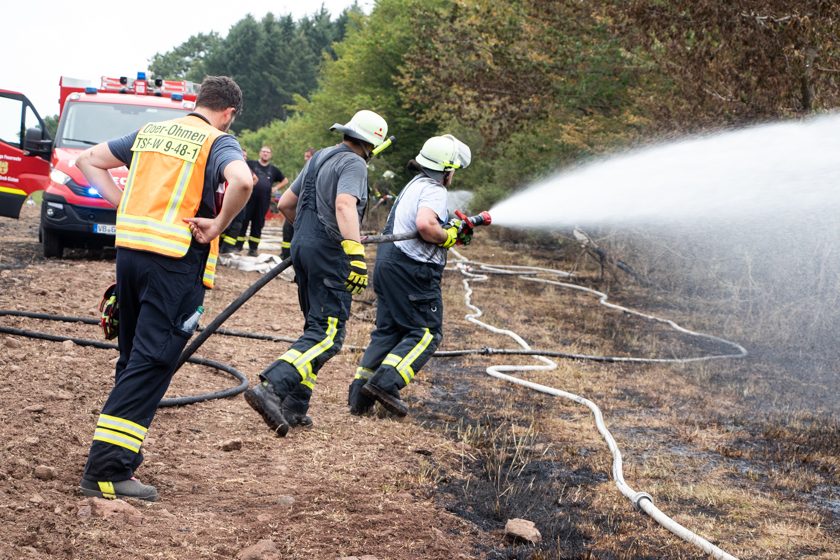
0 204 837 560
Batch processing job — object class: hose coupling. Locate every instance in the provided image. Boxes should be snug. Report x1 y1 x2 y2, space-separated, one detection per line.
631 491 653 512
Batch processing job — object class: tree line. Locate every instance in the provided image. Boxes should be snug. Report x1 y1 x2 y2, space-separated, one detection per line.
151 0 840 208
149 7 354 133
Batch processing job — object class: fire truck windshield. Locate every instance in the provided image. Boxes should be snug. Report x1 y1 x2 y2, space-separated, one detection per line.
56 102 190 149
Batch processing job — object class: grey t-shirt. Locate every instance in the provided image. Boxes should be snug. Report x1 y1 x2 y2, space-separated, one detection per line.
290 145 368 241
393 174 450 265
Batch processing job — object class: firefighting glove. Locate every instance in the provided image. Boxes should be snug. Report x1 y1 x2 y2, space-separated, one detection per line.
98 283 119 340
438 219 473 248
457 224 474 246
341 239 368 295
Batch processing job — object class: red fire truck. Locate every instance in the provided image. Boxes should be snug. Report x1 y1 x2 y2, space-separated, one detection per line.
0 73 197 257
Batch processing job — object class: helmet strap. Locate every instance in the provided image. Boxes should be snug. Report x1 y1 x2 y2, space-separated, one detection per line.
443 169 455 187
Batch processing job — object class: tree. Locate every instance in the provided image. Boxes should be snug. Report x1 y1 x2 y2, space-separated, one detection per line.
240 0 840 210
43 115 59 138
148 33 222 83
150 9 354 133
397 0 648 208
239 0 447 185
609 1 840 128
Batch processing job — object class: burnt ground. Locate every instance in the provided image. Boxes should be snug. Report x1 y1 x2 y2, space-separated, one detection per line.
0 203 837 559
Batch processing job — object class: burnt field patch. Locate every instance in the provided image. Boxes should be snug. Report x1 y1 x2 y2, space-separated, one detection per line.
0 209 837 559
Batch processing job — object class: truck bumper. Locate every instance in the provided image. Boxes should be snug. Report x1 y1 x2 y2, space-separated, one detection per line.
41 193 116 246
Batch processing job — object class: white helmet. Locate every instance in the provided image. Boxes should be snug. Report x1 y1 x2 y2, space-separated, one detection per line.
330 110 388 147
415 134 471 171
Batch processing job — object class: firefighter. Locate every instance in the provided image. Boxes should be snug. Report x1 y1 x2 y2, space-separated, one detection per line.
237 146 288 256
74 76 253 501
220 148 258 254
348 134 472 417
244 110 388 435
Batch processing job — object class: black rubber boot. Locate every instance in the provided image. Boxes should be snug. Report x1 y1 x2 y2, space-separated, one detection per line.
282 385 313 428
362 369 408 417
348 378 375 416
244 381 290 437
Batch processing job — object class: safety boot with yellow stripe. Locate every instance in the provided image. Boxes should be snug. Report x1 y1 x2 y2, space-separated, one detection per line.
362 369 408 417
80 477 158 501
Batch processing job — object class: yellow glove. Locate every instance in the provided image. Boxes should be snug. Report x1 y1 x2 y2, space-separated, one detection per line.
437 219 463 249
341 239 368 295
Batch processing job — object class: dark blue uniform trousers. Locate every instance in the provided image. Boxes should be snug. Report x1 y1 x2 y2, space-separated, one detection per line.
259 222 352 410
239 187 271 250
355 246 443 387
83 246 205 482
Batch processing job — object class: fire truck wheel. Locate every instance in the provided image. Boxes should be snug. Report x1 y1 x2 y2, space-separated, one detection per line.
42 228 64 259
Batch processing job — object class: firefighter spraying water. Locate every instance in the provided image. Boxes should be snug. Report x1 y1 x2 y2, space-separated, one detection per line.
349 134 486 418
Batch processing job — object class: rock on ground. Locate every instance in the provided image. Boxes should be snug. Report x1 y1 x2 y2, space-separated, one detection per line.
504 518 542 544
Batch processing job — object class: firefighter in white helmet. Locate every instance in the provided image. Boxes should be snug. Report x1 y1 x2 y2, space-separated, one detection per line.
244 109 389 435
349 134 472 417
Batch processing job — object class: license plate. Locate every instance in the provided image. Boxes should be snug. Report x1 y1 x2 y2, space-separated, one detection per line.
94 223 116 235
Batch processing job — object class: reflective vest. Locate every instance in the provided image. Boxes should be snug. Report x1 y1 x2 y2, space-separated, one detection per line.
116 115 224 288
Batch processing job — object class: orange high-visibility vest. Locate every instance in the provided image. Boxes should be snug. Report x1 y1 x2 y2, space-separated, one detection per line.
116 115 225 288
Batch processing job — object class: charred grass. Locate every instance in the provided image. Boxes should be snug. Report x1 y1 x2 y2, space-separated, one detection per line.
410 234 839 559
1 208 837 559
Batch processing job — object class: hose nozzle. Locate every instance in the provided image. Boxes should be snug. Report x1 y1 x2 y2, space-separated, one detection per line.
455 210 492 231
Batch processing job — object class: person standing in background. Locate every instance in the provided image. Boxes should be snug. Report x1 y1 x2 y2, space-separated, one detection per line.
238 146 288 256
220 148 257 254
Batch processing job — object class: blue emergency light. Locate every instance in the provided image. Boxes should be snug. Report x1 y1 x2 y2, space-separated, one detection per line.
137 71 147 80
87 187 101 197
84 87 98 94
172 93 183 101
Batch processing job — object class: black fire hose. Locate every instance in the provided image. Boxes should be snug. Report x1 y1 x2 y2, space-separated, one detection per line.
0 232 420 409
0 310 247 407
2 224 743 407
174 230 418 371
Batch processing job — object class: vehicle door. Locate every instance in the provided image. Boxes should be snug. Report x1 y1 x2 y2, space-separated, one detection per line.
0 90 51 218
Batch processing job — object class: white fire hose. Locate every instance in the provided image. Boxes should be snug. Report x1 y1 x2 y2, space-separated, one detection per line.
449 250 741 560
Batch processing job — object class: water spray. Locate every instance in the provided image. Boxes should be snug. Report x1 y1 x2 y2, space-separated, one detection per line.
487 112 840 229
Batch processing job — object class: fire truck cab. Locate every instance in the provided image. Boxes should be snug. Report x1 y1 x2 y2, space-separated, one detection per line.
0 73 197 257
0 90 51 220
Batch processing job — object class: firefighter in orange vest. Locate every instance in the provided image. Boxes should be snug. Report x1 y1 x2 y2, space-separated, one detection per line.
74 76 253 502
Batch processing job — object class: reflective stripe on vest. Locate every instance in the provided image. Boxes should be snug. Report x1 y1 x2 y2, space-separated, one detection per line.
116 115 224 288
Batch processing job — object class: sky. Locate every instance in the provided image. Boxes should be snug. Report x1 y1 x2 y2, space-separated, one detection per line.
7 0 372 118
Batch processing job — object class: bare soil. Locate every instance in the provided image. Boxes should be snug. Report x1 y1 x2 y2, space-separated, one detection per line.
0 204 837 559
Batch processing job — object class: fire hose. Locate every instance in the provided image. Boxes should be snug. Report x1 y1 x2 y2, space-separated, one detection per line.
0 211 491 406
446 250 742 560
0 212 744 558
175 210 492 371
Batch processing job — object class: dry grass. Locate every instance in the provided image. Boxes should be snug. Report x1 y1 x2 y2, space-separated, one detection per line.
418 233 839 559
1 208 837 559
